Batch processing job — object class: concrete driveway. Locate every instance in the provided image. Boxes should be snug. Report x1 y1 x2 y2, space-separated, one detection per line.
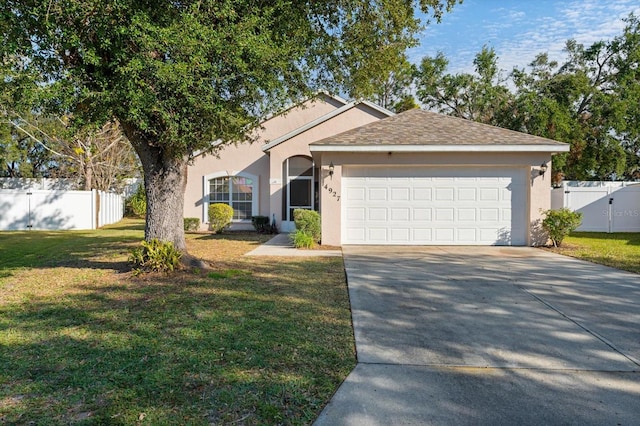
315 246 640 425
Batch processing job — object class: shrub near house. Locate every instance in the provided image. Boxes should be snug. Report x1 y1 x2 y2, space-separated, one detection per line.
292 209 321 248
208 203 234 233
542 208 583 247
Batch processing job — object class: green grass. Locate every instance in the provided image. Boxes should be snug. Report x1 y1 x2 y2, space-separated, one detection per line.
547 232 640 274
0 219 354 424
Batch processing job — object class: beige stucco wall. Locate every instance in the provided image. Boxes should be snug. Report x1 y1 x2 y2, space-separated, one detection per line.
313 151 555 246
266 104 389 225
183 95 347 227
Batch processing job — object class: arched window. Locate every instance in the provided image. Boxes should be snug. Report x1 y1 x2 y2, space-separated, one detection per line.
204 172 257 221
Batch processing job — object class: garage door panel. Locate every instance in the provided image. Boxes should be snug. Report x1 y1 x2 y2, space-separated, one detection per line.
413 228 432 242
435 228 455 241
414 208 432 221
391 187 410 200
390 228 410 242
458 208 476 221
479 208 499 221
435 188 455 201
435 208 454 221
458 188 477 201
391 208 410 221
479 188 500 201
346 227 366 242
346 207 366 220
368 228 387 241
368 188 387 201
369 207 387 221
413 188 432 200
347 187 365 200
457 228 477 242
342 166 527 245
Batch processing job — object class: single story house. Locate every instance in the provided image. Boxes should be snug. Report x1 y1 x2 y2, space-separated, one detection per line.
184 93 569 246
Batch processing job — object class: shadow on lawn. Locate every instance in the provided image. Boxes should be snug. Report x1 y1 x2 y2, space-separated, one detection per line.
0 225 269 273
191 231 272 243
0 231 140 271
0 258 352 424
102 220 146 231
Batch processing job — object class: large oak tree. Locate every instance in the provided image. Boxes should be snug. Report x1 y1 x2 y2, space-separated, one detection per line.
1 0 458 253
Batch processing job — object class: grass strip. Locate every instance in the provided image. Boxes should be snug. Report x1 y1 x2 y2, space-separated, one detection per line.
545 232 640 274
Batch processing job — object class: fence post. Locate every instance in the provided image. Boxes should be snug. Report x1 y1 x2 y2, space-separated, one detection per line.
91 189 97 230
608 186 612 233
26 191 33 230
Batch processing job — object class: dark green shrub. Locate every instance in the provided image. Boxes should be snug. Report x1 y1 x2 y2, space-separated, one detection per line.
129 239 182 273
542 208 583 247
251 215 270 233
183 217 200 232
291 229 316 249
208 203 234 233
125 184 146 217
293 209 321 243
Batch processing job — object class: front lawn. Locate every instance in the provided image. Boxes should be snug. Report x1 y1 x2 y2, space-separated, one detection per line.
546 232 640 274
0 219 354 424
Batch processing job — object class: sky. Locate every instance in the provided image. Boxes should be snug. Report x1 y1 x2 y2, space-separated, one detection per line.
410 0 640 75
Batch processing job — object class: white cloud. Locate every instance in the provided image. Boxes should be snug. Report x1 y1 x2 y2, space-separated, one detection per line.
412 0 640 76
494 0 640 73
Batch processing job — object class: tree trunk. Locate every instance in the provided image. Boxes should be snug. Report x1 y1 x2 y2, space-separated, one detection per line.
143 155 188 251
121 123 188 252
83 156 92 191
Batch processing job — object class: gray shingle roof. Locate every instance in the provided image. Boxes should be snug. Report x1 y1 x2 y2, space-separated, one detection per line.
310 108 568 147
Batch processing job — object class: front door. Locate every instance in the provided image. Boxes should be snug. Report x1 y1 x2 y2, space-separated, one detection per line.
282 156 315 232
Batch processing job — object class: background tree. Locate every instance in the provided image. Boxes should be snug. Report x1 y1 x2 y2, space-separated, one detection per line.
414 15 640 181
0 56 56 178
0 112 58 178
612 15 640 179
368 55 419 112
1 0 459 255
416 46 513 125
1 108 139 190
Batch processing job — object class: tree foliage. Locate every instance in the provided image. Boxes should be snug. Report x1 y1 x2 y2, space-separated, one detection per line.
369 55 419 112
1 109 139 190
0 112 59 178
416 46 513 125
0 0 459 253
414 14 640 181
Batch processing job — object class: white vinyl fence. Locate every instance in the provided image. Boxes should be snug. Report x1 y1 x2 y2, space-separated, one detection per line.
0 177 142 196
0 189 124 231
0 178 79 191
551 181 640 232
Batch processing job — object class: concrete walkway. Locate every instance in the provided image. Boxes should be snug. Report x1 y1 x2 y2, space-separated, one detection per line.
315 246 640 425
244 233 342 257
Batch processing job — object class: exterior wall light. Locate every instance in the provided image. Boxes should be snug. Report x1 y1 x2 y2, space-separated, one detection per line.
539 162 548 176
328 162 334 178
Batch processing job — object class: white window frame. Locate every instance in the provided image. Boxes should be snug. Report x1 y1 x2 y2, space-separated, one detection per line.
202 171 258 223
284 156 315 222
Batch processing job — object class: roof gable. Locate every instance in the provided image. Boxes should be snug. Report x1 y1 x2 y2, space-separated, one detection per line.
309 109 570 153
192 92 349 158
262 100 394 152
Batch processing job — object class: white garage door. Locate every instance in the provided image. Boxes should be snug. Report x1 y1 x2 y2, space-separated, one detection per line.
342 166 527 245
